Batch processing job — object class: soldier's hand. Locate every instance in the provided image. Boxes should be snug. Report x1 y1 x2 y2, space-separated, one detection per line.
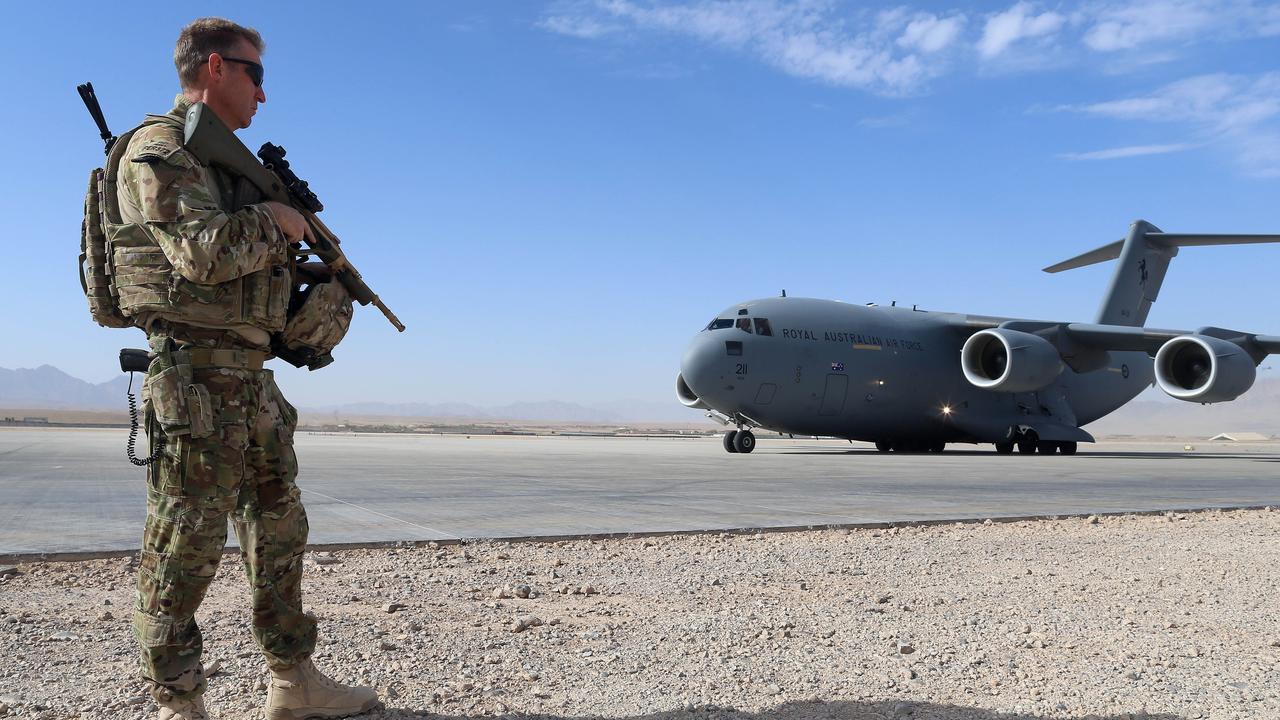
264 201 309 244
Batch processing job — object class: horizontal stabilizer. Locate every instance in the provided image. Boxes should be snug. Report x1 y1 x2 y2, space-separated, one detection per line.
1043 240 1124 273
1044 232 1280 273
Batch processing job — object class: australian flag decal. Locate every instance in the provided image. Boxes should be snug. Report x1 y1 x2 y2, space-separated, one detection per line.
831 362 845 372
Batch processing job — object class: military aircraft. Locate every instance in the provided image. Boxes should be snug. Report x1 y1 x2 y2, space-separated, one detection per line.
676 221 1280 454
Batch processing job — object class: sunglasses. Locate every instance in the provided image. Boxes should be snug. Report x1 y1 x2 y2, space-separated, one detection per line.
222 56 264 87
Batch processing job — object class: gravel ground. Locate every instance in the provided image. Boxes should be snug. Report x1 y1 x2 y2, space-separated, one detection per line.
1 509 1277 720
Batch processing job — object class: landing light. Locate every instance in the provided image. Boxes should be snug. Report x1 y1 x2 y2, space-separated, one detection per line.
941 405 954 416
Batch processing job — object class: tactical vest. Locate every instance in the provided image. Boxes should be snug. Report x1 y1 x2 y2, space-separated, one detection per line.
80 114 290 334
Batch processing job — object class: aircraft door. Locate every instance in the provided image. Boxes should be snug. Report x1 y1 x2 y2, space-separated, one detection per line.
819 374 848 416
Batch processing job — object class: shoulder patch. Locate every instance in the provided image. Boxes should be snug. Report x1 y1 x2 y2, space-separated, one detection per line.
126 125 195 168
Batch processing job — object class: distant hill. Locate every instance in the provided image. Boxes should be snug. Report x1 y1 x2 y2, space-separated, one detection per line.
1087 377 1280 438
0 365 698 424
0 365 131 410
4 365 1276 432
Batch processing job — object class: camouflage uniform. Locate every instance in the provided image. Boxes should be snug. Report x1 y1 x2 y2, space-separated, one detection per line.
118 96 315 703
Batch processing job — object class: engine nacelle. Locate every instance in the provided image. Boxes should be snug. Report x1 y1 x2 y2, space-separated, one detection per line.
1154 335 1256 403
961 329 1064 393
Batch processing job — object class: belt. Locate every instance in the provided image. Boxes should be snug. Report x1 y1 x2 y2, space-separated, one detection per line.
184 348 267 371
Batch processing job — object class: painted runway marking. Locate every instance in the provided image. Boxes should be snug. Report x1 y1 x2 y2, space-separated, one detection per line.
304 489 454 538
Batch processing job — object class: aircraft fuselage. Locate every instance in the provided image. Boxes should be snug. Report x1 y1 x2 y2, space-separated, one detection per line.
678 297 1152 445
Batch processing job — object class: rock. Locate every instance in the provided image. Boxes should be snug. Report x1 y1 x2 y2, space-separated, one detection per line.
763 683 782 695
383 603 407 614
204 659 222 677
310 552 342 566
48 630 80 641
897 644 915 655
1088 515 1101 525
514 584 531 599
97 611 114 621
511 615 545 633
0 567 18 579
380 640 397 651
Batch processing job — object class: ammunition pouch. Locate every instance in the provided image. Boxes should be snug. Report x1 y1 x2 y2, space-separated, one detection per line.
272 280 353 371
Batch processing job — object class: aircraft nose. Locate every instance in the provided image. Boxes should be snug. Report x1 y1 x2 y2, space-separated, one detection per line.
678 334 722 407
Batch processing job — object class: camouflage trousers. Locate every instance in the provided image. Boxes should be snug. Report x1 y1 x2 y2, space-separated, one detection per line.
134 339 316 702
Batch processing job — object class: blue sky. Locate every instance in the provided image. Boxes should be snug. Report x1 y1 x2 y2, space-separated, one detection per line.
1 1 1278 409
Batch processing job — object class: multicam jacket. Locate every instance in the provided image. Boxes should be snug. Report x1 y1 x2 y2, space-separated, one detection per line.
112 96 291 347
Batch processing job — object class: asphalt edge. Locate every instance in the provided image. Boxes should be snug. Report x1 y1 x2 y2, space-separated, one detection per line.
2 503 1272 566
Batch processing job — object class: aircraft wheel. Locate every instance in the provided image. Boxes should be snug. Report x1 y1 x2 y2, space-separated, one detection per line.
995 442 1014 455
723 431 739 453
929 441 946 453
1037 441 1059 455
1059 441 1078 455
733 430 756 454
1017 439 1037 454
875 441 891 452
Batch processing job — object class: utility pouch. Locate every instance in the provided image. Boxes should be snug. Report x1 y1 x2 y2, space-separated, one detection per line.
142 357 216 440
185 383 215 439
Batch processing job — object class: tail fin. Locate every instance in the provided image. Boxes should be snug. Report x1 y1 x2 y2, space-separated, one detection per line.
1043 220 1280 327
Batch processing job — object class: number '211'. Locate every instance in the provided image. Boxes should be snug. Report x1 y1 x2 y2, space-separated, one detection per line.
735 363 748 375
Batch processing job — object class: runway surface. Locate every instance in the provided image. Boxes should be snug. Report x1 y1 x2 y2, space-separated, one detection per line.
2 427 1279 557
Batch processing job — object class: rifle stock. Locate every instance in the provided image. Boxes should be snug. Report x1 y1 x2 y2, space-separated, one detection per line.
182 103 405 332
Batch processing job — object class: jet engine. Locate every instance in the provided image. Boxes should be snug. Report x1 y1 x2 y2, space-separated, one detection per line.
961 329 1064 393
676 373 709 409
1154 335 1256 403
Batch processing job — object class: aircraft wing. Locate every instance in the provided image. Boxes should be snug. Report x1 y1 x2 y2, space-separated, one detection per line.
1061 323 1280 359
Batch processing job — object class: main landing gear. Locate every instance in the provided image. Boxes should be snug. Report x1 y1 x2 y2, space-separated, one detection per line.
723 429 756 454
874 440 946 453
997 429 1077 455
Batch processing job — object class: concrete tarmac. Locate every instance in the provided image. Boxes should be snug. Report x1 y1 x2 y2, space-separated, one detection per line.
2 427 1279 557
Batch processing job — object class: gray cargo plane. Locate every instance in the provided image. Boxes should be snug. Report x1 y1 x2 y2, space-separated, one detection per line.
676 221 1280 454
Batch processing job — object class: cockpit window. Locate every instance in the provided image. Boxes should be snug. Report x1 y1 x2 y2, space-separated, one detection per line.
754 318 773 336
735 318 753 333
706 318 734 331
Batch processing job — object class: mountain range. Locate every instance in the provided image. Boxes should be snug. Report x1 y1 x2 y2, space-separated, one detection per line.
0 365 696 423
3 365 1277 434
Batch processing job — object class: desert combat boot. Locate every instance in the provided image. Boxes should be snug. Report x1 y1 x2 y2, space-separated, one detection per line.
265 658 380 719
157 696 208 720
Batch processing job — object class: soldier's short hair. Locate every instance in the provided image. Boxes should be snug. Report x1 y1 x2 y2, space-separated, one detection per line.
174 17 265 90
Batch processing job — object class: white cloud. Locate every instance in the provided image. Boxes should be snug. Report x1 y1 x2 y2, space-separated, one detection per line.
1083 0 1280 52
897 13 966 54
1083 0 1218 50
1058 143 1196 160
538 0 968 94
1066 73 1280 176
538 14 623 39
978 2 1066 58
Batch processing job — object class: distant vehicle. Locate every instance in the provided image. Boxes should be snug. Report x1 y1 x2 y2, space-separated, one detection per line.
676 221 1280 454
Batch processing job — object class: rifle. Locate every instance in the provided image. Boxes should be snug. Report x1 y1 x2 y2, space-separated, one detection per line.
182 102 406 332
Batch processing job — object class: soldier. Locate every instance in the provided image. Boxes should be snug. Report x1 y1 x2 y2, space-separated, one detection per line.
114 18 378 720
